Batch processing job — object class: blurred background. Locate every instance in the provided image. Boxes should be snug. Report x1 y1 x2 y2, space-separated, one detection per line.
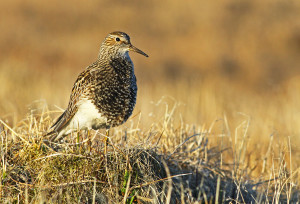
0 0 300 170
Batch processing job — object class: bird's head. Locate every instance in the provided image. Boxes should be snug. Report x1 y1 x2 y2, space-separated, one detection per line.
99 31 148 59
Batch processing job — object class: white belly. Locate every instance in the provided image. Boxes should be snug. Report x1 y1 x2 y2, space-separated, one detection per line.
61 99 107 136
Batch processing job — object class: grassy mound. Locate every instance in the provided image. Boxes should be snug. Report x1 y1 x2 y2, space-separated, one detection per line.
0 104 299 203
1 136 258 203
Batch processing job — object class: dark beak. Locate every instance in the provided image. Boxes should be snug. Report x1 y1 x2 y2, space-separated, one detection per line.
129 45 149 57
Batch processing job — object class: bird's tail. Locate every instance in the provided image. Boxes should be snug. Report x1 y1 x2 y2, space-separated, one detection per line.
44 110 68 142
44 130 58 142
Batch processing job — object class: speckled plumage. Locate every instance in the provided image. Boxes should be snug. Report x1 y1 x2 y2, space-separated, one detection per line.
47 31 148 141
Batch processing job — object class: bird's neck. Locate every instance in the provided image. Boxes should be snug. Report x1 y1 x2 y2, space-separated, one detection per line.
98 46 131 62
96 46 134 76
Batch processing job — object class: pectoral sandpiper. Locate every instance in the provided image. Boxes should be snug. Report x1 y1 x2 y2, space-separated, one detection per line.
46 31 148 142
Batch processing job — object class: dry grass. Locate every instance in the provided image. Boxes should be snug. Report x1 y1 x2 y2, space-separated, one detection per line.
0 100 299 203
0 0 300 203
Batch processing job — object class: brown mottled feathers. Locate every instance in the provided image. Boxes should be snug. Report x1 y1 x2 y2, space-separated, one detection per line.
50 68 93 133
47 58 136 135
46 66 92 136
46 31 147 140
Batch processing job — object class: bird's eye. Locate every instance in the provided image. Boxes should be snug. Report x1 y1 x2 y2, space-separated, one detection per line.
116 37 120 42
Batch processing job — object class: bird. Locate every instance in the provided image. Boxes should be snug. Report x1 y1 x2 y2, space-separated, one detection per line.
46 31 148 142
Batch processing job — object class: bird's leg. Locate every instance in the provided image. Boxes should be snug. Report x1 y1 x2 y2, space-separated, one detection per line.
104 129 109 155
87 129 90 139
87 129 91 152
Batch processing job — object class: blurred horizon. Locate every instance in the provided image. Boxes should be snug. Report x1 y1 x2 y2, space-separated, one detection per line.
1 0 299 85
